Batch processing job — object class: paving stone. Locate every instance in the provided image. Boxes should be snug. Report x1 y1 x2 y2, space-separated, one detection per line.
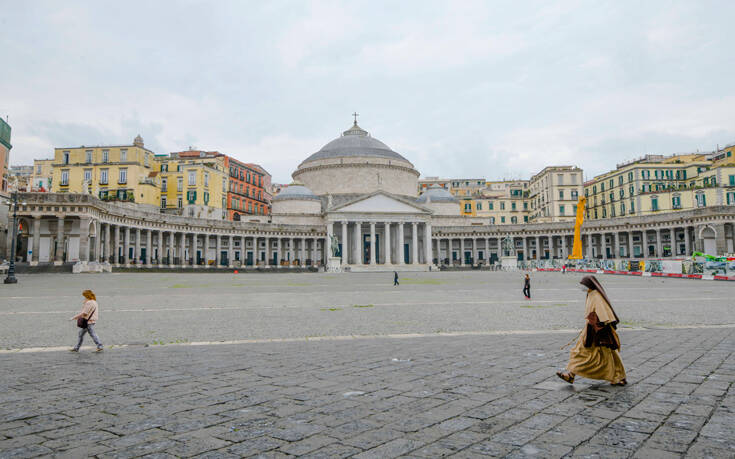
277 434 338 456
587 427 649 450
352 438 425 459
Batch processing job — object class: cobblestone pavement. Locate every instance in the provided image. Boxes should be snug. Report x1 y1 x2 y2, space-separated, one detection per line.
1 272 734 349
1 327 733 458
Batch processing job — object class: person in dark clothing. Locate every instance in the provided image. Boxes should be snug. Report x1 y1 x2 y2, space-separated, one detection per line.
394 271 399 286
523 274 531 299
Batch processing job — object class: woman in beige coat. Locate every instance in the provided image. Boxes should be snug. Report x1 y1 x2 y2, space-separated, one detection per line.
557 276 626 386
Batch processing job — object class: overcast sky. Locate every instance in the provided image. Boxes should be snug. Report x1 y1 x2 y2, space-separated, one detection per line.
2 1 734 183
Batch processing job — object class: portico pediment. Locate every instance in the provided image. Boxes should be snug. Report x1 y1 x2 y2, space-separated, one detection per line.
329 192 430 215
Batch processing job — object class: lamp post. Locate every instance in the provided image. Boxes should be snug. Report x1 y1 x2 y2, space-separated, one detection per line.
4 191 22 284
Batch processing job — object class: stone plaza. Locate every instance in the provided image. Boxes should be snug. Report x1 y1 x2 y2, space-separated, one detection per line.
0 271 733 457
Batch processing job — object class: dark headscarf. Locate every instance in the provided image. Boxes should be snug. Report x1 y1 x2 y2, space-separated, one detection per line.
580 275 619 325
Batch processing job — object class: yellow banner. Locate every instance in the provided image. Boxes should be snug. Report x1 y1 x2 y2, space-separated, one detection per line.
569 196 586 259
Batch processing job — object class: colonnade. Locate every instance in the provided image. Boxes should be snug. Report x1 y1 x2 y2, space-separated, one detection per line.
327 220 432 266
432 224 710 265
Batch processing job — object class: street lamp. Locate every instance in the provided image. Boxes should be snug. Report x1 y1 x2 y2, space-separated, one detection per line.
4 191 26 284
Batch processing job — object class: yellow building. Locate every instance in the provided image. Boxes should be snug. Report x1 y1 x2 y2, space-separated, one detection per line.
528 166 584 223
461 180 530 224
31 159 54 191
158 150 228 220
584 153 735 219
51 135 161 209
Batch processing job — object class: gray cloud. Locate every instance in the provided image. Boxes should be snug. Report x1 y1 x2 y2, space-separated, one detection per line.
2 0 734 183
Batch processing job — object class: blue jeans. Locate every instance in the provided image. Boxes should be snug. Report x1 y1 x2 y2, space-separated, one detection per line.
74 323 103 350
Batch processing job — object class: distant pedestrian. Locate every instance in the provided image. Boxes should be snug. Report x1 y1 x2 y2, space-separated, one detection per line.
562 264 567 274
557 276 626 386
523 274 531 299
70 290 103 352
394 271 399 286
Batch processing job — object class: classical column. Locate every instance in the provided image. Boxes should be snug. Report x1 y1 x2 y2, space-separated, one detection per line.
326 221 334 261
288 237 294 267
310 238 316 266
341 222 348 265
54 217 65 265
585 233 592 259
370 222 376 265
78 218 90 262
522 236 528 262
385 222 392 265
168 232 175 267
30 215 42 265
191 233 197 265
265 236 271 266
276 237 282 266
656 229 663 257
684 227 690 256
228 235 234 267
215 235 222 267
123 227 130 265
132 228 140 265
104 223 111 264
239 235 245 266
496 237 502 260
203 234 210 267
352 221 361 265
397 223 404 265
561 234 567 259
460 237 465 266
145 229 152 265
601 232 608 260
424 222 432 265
178 232 185 267
157 230 163 266
535 236 541 259
300 237 306 266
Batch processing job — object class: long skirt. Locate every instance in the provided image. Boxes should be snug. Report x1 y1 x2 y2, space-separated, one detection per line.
567 338 625 383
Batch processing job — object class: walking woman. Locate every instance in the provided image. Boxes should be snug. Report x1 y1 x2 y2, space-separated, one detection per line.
557 276 626 386
70 290 103 352
523 274 531 299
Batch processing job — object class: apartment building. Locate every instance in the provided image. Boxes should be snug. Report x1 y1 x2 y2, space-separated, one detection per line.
51 135 160 209
584 153 735 220
31 159 54 191
528 166 584 223
160 150 228 220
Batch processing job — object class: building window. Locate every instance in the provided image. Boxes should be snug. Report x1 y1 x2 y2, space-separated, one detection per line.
602 208 606 218
559 205 565 215
620 202 625 214
573 204 577 214
222 178 227 192
488 202 494 210
188 171 196 186
476 202 482 210
727 192 735 205
144 154 149 167
102 150 109 163
500 202 505 210
177 196 183 208
511 202 516 210
464 203 471 212
651 196 658 211
161 197 167 208
83 169 92 183
203 191 210 205
119 168 127 184
571 190 578 200
511 216 517 224
85 150 92 163
100 169 108 184
672 195 681 209
696 193 706 207
729 175 735 186
187 190 196 203
630 200 635 213
557 174 564 185
619 189 624 198
120 149 127 162
61 170 69 186
204 172 209 187
490 217 495 224
162 178 167 192
501 216 505 223
558 190 564 199
63 151 69 164
177 177 183 192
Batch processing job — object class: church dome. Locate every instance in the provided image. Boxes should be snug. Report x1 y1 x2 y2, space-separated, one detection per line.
300 122 411 165
272 184 320 201
416 185 458 203
292 118 420 197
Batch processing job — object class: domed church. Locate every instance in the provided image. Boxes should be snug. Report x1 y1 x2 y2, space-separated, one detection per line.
272 118 459 271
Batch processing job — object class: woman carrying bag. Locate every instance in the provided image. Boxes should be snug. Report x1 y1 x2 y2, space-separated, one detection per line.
70 290 103 352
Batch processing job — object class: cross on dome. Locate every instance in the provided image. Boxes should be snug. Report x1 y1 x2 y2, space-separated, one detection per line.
352 112 359 125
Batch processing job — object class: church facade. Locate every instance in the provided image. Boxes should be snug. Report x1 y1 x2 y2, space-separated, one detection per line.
5 121 735 270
